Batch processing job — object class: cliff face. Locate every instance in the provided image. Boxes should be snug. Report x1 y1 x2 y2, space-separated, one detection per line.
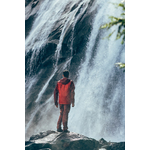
25 0 98 139
25 0 125 142
25 0 45 38
25 0 95 76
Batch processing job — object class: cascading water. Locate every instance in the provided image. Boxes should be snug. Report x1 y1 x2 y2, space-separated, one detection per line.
25 0 125 142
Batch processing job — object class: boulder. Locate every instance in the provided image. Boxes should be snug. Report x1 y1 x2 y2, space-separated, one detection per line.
98 138 125 150
25 130 99 150
99 138 108 145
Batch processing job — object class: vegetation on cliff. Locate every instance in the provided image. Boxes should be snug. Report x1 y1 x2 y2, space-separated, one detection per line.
100 0 125 44
100 0 125 70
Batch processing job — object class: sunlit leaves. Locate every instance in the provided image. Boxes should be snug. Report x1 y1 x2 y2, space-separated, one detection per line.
118 3 125 11
100 1 125 44
115 62 125 72
115 62 125 68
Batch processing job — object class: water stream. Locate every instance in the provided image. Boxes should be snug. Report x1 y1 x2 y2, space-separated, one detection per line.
25 0 125 142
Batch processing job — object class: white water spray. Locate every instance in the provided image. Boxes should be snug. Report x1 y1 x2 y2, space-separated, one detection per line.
25 0 125 142
69 0 125 142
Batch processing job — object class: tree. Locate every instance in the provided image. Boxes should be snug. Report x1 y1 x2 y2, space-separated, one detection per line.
100 0 125 44
100 0 125 70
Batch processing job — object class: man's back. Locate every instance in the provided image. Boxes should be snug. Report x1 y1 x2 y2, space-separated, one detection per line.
54 77 75 105
54 70 75 132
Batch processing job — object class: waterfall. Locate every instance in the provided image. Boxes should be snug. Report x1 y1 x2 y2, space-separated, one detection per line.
25 0 125 142
69 0 125 142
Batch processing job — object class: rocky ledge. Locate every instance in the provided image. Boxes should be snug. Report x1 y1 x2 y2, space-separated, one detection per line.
25 130 125 150
99 138 125 150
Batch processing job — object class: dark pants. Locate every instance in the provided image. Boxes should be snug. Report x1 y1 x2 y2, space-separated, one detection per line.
57 104 70 131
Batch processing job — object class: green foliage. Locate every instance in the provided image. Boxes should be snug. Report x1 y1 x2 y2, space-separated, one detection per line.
100 1 125 44
115 62 125 72
100 1 125 72
115 62 125 68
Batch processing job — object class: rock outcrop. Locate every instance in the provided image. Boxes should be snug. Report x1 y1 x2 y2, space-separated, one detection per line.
99 138 125 150
25 130 125 150
25 130 99 150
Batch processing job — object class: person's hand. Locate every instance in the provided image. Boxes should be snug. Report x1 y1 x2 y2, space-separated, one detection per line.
55 104 58 108
72 103 74 107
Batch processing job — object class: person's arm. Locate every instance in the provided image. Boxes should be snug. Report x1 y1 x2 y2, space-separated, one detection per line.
70 81 75 107
54 83 59 108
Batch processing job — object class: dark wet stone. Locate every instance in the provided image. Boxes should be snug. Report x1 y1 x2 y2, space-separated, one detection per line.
25 130 99 150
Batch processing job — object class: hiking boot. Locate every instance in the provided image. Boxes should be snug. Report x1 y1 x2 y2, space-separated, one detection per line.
63 130 70 133
57 128 63 132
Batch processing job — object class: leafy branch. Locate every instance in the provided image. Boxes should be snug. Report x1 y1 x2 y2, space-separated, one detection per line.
100 1 125 44
115 62 125 72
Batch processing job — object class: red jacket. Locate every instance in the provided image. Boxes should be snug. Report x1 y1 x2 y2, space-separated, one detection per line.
54 77 75 105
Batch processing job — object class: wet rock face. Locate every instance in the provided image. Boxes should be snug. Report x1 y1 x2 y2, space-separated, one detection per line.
25 0 97 124
25 0 32 6
25 130 99 150
25 0 45 38
25 0 96 76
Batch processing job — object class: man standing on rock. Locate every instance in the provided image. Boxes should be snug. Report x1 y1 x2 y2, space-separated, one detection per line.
54 70 75 132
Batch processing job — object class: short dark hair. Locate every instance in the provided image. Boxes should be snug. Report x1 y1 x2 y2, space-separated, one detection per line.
63 70 69 78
